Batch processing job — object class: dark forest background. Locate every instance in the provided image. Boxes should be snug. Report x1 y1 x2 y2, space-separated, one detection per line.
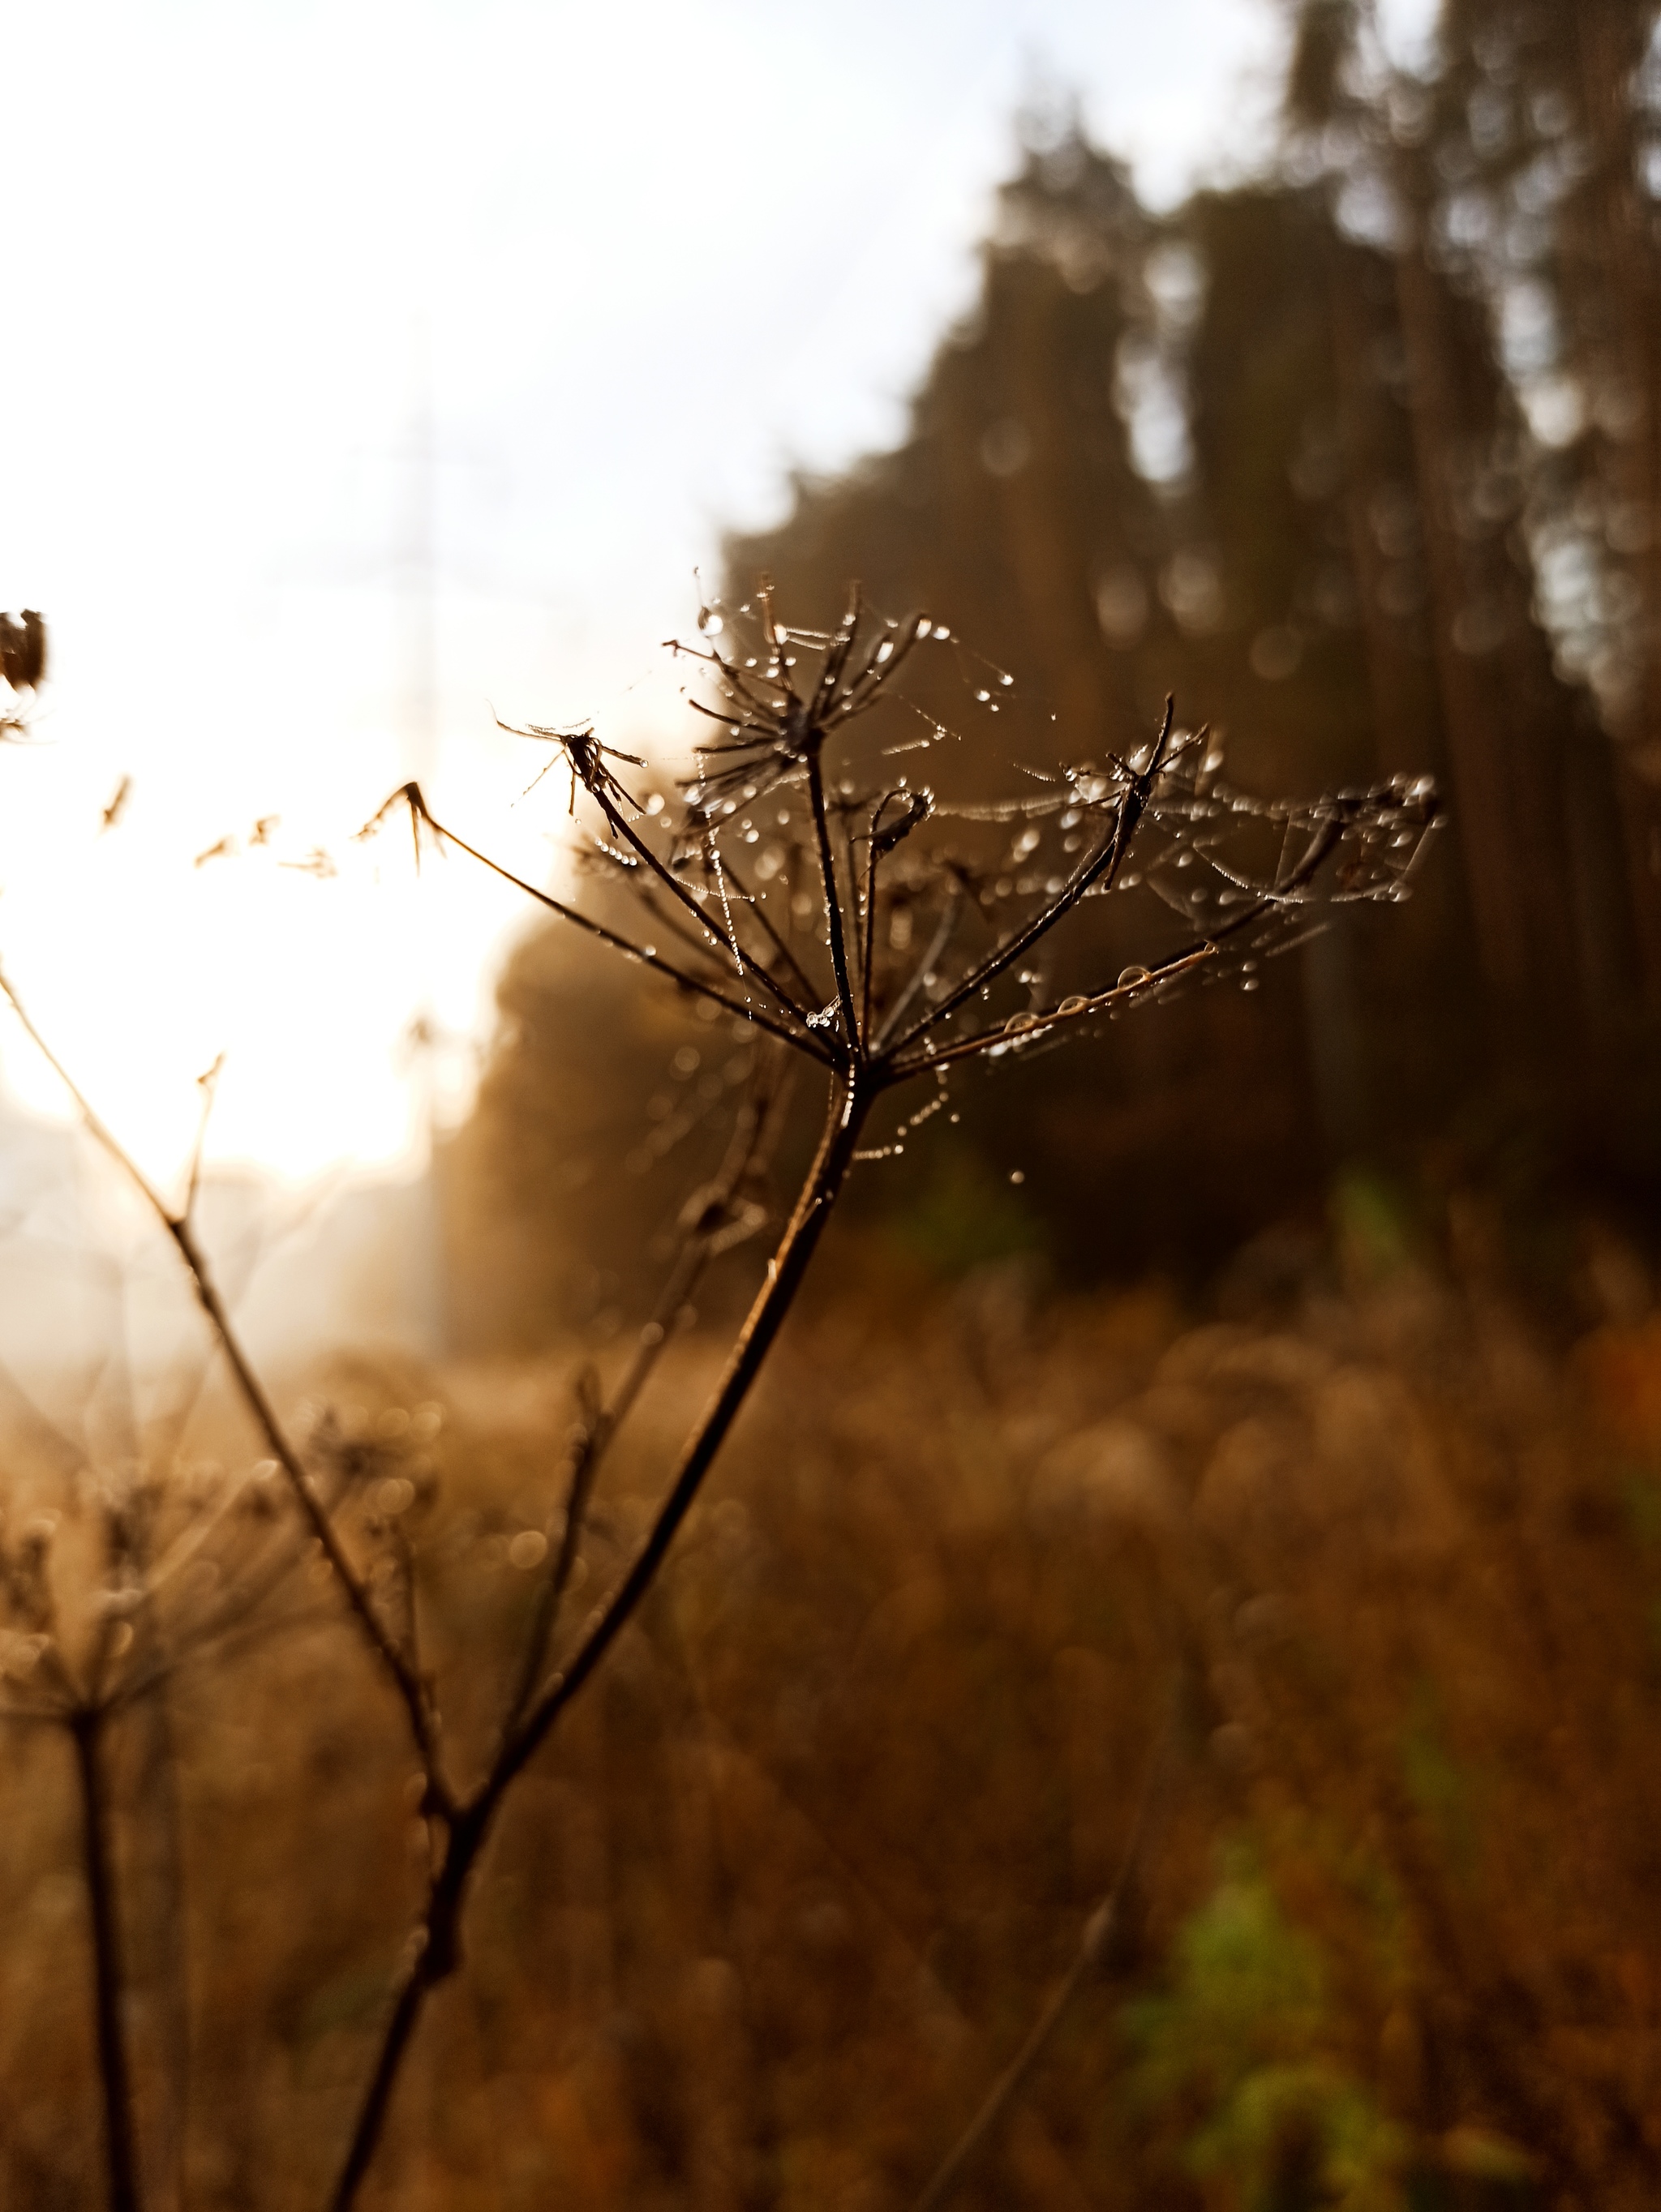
449 0 1661 1345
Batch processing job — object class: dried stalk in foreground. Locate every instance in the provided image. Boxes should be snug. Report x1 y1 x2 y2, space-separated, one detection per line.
2 583 1437 2210
911 1682 1185 2210
326 583 1434 2204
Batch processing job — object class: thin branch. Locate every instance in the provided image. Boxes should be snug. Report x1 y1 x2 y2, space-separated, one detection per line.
595 795 825 1039
807 580 863 726
807 750 861 1054
0 970 457 1818
887 699 1177 1061
857 789 932 1048
859 841 881 1051
384 788 831 1065
909 1693 1183 2212
328 1067 873 2210
183 1052 224 1221
715 848 826 1010
501 1056 792 1736
871 877 968 1053
497 1070 869 1795
889 943 1217 1078
327 1970 427 2212
885 779 1352 1081
72 1708 143 2212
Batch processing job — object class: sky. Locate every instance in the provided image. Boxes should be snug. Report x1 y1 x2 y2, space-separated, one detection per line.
0 0 1437 1194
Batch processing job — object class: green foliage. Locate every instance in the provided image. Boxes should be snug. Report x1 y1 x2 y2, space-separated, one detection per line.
1127 1853 1409 2211
883 1144 1047 1277
1620 1468 1661 1548
1330 1170 1418 1282
1400 1684 1476 1878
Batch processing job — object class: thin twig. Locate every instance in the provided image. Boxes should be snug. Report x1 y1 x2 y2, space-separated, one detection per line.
886 699 1177 1061
715 847 826 1010
583 782 826 1040
329 1066 871 2208
0 970 457 1818
910 1692 1184 2212
72 1708 143 2212
501 1054 793 1735
388 787 831 1064
808 751 861 1052
872 877 967 1052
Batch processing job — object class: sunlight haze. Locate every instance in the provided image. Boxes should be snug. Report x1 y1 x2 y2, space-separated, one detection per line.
2 0 1302 1185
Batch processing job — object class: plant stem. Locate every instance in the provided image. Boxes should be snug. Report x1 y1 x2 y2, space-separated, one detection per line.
167 1215 453 1811
909 1695 1182 2212
73 1708 143 2212
328 1070 873 2211
0 971 454 1815
501 1062 792 1738
807 756 860 1051
497 1070 869 1794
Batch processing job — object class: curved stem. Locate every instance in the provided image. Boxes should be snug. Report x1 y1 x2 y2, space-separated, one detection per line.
496 1069 869 1794
909 1692 1182 2212
327 1070 873 2210
0 971 454 1815
808 752 861 1053
170 1216 453 1810
500 1061 793 1738
406 791 830 1064
886 699 1175 1061
74 1708 143 2212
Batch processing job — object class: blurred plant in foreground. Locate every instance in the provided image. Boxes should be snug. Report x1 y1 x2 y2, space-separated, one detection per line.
0 585 1436 2210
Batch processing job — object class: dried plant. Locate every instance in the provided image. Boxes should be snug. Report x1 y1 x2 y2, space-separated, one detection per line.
1 584 1437 2210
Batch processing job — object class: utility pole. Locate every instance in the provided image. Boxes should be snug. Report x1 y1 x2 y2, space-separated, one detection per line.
400 322 448 1358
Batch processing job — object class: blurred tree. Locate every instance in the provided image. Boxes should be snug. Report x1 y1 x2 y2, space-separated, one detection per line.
451 4 1661 1340
1283 0 1642 1044
721 126 1341 1277
442 926 741 1353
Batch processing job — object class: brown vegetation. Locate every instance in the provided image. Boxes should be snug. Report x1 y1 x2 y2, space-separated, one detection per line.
6 0 1661 2202
4 1219 1661 2207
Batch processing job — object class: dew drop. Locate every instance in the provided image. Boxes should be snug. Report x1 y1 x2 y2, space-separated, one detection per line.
1009 1169 1025 1185
1004 1011 1041 1035
1118 966 1151 990
1058 995 1088 1015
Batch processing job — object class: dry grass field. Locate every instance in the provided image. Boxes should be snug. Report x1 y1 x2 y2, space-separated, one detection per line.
4 1207 1659 2210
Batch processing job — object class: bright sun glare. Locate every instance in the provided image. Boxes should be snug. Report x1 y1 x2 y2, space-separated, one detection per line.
1 0 1311 1191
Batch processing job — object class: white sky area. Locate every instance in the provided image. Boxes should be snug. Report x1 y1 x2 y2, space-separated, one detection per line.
0 0 1435 1194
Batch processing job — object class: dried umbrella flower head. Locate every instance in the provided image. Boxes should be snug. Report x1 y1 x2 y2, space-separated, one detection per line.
384 579 1440 1129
